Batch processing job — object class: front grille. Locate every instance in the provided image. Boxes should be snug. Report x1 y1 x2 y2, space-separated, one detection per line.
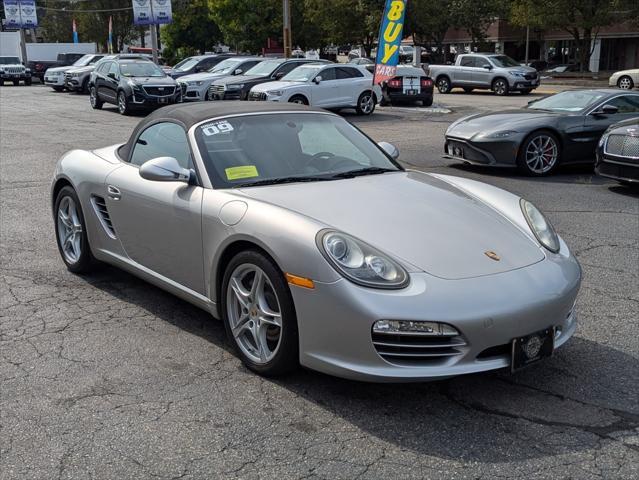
4 66 25 74
142 85 175 96
185 90 198 98
210 84 225 96
248 91 267 101
372 329 467 366
91 196 116 239
605 134 639 160
446 139 491 164
524 72 537 80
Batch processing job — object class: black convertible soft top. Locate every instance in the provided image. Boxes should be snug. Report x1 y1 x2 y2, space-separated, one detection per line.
120 101 326 161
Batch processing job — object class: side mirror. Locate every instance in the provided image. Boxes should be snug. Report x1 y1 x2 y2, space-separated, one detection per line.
273 71 285 79
139 157 191 183
592 104 619 116
313 75 322 84
107 72 118 80
378 141 399 160
233 68 243 75
482 64 492 70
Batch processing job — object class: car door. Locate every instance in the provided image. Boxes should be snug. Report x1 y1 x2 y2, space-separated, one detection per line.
336 66 365 105
454 56 475 85
103 62 120 102
471 56 493 88
580 94 639 160
104 121 205 294
310 67 339 107
94 62 110 99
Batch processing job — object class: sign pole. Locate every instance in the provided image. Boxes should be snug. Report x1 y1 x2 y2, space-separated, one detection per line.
18 1 28 63
149 1 159 64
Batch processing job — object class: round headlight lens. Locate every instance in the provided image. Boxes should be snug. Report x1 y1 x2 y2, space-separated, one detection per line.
320 231 409 288
520 199 560 253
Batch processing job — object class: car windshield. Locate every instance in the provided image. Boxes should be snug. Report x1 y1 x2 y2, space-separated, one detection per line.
528 91 607 112
489 55 521 68
0 56 21 64
282 65 322 82
173 57 199 72
209 58 244 74
120 62 165 77
194 113 401 189
244 60 284 76
73 54 95 67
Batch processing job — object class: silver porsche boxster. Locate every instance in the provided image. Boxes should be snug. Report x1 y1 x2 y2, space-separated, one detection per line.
51 102 581 381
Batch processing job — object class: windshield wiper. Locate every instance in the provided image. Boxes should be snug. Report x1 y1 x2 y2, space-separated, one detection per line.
329 167 398 179
234 176 334 188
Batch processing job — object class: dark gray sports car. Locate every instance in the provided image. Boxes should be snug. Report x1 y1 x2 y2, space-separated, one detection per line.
444 89 639 175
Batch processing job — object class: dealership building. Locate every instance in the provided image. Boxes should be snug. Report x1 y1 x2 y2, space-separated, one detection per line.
442 19 639 72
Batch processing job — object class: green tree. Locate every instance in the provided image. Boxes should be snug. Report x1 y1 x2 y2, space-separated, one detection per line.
449 0 507 48
405 0 455 63
161 0 221 61
38 0 75 43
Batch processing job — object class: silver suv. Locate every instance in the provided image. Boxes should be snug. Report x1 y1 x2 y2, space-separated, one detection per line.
429 53 540 96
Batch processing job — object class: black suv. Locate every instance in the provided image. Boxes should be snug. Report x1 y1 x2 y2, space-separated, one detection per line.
169 54 237 79
89 59 180 115
209 58 330 100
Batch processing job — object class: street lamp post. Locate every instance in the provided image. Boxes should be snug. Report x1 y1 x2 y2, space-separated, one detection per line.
283 0 292 58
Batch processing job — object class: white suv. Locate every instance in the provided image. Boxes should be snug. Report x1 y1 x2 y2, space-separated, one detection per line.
248 63 382 115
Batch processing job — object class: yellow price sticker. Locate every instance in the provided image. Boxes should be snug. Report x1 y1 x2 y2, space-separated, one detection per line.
225 165 259 181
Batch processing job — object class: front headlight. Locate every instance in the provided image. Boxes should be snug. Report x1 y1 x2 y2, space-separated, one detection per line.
267 90 283 96
483 130 518 138
520 199 560 253
318 230 409 289
598 131 610 148
226 84 243 90
510 71 526 77
187 80 203 86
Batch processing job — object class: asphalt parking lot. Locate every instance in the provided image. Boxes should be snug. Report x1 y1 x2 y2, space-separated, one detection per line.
1 84 638 480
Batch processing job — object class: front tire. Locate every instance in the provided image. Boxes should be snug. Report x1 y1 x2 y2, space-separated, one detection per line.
25 78 32 86
517 130 561 176
356 91 375 115
13 80 19 86
117 91 130 115
618 75 634 90
492 78 509 96
520 88 533 95
221 250 299 376
54 186 95 273
52 86 64 92
436 76 452 94
89 86 103 109
288 94 308 105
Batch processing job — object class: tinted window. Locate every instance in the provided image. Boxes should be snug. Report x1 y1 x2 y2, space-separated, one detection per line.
489 55 521 67
528 90 606 112
130 122 192 169
336 67 363 79
460 56 474 67
605 95 639 113
318 67 336 81
108 62 119 77
96 62 110 74
276 61 306 77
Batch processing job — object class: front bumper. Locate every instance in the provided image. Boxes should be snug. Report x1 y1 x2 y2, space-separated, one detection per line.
1 72 31 81
508 76 540 90
209 85 245 100
595 151 639 183
180 83 209 101
45 75 65 86
291 248 581 382
443 135 522 167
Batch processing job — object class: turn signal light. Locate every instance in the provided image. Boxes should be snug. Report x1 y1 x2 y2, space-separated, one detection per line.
373 320 459 336
285 273 315 289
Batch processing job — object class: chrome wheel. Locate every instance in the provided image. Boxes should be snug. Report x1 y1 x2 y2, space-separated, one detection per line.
226 264 282 365
90 87 97 107
493 79 508 95
290 97 305 104
437 77 450 93
525 134 558 174
118 92 127 114
618 76 633 90
359 93 374 114
57 196 83 264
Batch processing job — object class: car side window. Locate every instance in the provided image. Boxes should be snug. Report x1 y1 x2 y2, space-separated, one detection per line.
130 122 193 169
97 62 109 74
336 67 362 79
108 62 119 78
605 95 639 113
460 56 474 67
319 67 337 81
241 60 260 71
276 62 302 77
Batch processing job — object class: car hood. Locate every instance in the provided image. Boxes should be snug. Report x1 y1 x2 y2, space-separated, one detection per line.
252 80 306 92
238 171 544 280
46 65 74 73
126 76 176 85
447 109 563 138
68 65 95 73
218 74 267 86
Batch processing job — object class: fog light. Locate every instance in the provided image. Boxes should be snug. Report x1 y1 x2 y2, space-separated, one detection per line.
373 320 459 336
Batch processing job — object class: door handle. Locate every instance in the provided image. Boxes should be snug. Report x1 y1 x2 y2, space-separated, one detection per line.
107 185 121 200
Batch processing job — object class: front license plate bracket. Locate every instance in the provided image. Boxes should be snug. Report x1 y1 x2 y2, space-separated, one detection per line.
511 326 554 373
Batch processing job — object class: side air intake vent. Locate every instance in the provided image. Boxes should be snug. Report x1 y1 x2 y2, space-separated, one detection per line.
91 195 116 239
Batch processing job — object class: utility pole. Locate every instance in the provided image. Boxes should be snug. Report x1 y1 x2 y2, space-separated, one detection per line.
17 1 28 64
525 25 530 65
282 0 292 58
149 1 159 64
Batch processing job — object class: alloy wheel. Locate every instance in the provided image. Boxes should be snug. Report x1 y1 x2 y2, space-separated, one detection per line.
493 79 507 95
359 93 374 114
437 78 450 93
56 196 83 264
618 76 633 90
118 92 127 114
525 134 558 174
226 264 282 365
90 88 97 107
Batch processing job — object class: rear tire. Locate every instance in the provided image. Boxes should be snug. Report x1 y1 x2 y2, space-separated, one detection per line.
356 91 376 115
54 186 95 273
436 76 451 94
221 250 299 376
617 75 634 90
520 88 533 95
288 94 308 105
89 86 103 109
492 78 509 96
25 78 32 86
421 96 433 107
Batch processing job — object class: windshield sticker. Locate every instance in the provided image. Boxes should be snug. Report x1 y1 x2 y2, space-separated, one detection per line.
225 165 259 181
202 121 234 136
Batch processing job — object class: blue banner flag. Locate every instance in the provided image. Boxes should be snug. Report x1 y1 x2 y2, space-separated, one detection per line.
373 0 407 85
